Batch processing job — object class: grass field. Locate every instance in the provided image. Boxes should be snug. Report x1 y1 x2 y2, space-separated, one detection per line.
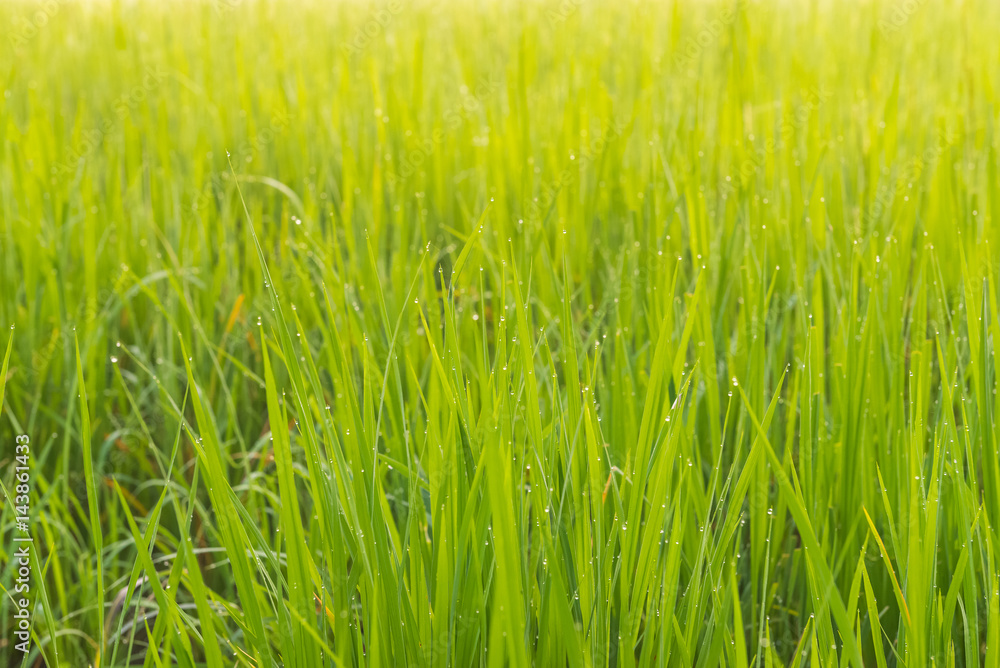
2 0 1000 665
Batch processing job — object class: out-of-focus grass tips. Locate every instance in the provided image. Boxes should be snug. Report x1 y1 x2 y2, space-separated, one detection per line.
2 0 1000 665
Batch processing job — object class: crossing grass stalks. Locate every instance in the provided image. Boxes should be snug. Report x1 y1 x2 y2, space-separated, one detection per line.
2 0 1000 665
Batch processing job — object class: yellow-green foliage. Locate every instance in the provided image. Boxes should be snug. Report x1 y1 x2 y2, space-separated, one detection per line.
1 0 1000 665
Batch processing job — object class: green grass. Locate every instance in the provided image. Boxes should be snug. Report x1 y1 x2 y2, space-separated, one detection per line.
1 0 1000 665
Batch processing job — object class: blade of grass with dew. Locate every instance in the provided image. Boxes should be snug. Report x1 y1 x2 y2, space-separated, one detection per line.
179 341 274 667
262 333 322 667
738 384 864 667
74 334 105 667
